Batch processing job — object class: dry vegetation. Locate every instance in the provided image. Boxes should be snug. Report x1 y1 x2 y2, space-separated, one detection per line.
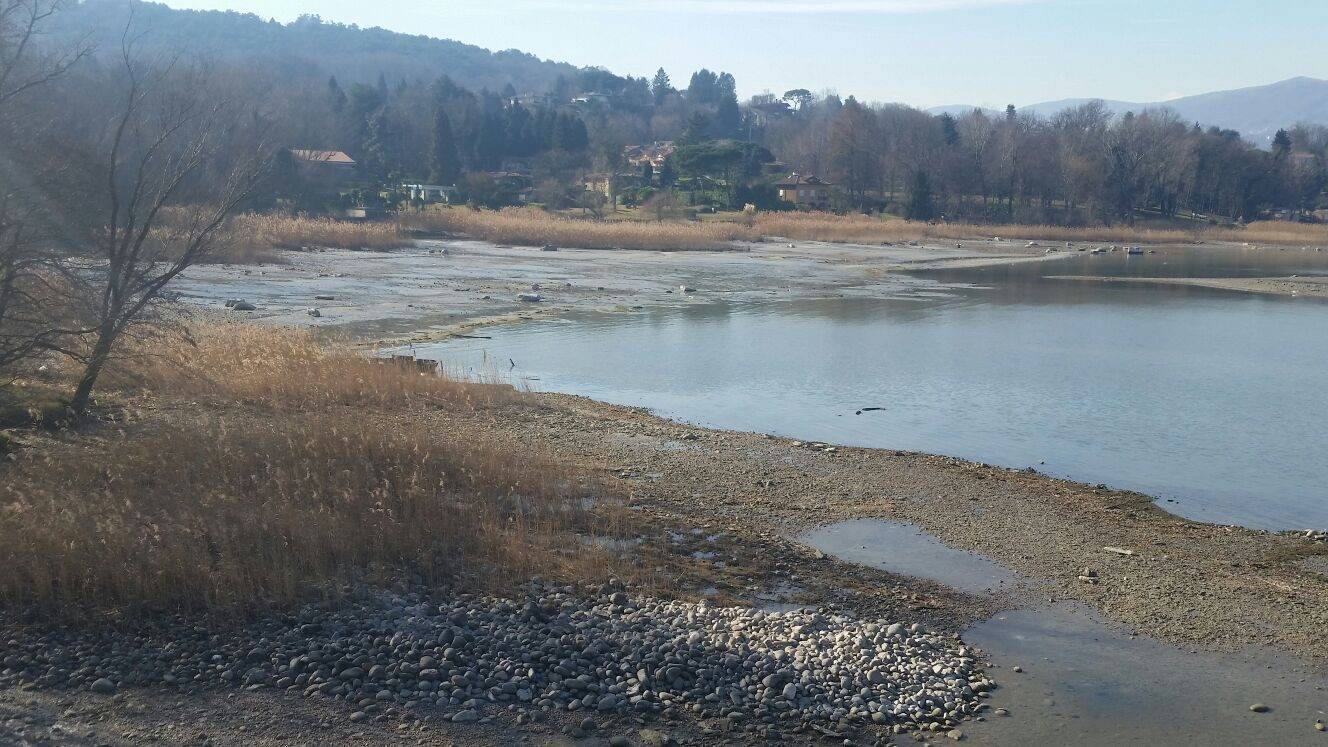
226 213 411 254
177 208 1327 264
401 206 755 250
0 324 618 619
750 212 1328 247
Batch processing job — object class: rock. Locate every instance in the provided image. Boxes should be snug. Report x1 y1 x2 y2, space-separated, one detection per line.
451 709 479 723
348 711 367 723
639 729 673 747
89 678 116 695
517 293 542 302
948 729 965 740
306 308 321 318
1249 703 1270 713
230 301 256 311
609 737 632 747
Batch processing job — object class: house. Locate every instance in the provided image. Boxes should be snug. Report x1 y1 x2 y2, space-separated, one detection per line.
584 172 643 199
584 173 613 198
775 173 833 209
289 149 357 181
402 183 457 204
623 141 677 170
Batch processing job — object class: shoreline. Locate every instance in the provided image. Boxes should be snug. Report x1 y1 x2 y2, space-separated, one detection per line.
487 389 1327 663
1047 273 1328 299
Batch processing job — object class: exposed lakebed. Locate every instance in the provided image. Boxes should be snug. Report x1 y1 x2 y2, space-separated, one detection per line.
412 245 1328 531
802 519 1328 745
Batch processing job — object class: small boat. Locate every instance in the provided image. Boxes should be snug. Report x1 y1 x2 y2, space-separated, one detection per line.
1126 247 1144 255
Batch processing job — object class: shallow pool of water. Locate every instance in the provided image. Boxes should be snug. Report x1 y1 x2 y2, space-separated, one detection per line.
803 519 1328 745
800 519 1018 594
413 246 1328 530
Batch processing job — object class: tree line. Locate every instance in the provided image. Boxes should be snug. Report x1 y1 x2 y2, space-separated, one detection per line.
761 95 1328 224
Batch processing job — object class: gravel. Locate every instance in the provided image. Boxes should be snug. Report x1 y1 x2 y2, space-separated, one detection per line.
0 584 990 734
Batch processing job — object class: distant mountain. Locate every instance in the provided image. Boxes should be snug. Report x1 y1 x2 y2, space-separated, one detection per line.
929 77 1328 144
47 0 583 94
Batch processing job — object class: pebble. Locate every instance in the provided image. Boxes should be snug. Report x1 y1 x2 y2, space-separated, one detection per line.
1250 703 1270 713
0 585 989 733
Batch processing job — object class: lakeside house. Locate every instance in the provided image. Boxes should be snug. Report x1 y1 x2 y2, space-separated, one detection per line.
289 149 357 181
623 141 677 170
402 183 457 204
775 173 833 209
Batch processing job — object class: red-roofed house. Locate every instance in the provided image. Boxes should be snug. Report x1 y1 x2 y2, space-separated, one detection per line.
775 173 833 209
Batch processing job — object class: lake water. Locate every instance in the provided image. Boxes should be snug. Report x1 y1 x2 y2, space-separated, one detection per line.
411 246 1328 531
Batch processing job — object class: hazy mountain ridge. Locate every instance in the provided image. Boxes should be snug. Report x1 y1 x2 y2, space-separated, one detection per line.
930 77 1328 144
49 0 583 93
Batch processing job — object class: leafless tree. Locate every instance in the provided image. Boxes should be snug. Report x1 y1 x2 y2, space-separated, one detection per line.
66 39 273 415
0 0 90 385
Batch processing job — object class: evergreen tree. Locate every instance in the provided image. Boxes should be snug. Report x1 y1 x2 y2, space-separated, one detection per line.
428 107 461 185
650 68 672 105
659 156 676 187
376 72 389 102
906 171 935 220
687 69 719 104
642 160 654 184
327 76 346 113
475 111 505 170
1273 128 1292 159
681 111 711 144
940 113 960 146
716 95 741 139
363 109 401 182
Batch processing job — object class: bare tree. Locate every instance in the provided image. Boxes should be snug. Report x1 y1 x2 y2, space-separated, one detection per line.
0 0 90 384
66 42 272 415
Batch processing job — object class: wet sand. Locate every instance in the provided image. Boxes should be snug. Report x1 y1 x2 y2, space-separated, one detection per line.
173 237 1057 342
1050 274 1328 299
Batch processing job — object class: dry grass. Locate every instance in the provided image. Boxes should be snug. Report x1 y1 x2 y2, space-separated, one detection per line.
227 213 411 254
402 206 1328 251
0 323 615 619
402 206 756 251
749 212 1328 247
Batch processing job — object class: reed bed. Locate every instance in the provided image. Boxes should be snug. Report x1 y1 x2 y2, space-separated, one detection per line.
402 206 756 251
229 213 411 253
0 323 611 618
750 212 1328 247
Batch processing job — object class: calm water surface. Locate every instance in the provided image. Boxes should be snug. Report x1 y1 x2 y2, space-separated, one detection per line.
414 247 1328 530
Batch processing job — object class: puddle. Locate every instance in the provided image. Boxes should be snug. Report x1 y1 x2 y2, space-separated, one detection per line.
807 519 1328 745
960 605 1328 745
801 519 1019 594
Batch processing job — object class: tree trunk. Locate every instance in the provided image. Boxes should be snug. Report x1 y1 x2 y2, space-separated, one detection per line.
69 323 116 417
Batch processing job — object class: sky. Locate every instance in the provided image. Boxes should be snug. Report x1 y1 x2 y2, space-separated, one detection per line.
165 0 1327 109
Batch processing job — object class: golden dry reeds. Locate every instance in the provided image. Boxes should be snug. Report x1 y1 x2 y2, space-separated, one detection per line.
401 206 756 251
749 212 1328 247
0 323 612 618
228 213 411 253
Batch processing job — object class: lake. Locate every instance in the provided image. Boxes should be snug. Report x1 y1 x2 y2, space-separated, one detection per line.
410 246 1328 531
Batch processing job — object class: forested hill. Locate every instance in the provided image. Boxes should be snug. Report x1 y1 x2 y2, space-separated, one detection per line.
51 0 583 94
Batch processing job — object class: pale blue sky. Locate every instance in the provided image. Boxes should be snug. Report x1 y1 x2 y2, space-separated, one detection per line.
168 0 1326 108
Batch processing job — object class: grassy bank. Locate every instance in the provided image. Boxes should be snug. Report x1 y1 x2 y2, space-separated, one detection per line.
0 324 617 618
